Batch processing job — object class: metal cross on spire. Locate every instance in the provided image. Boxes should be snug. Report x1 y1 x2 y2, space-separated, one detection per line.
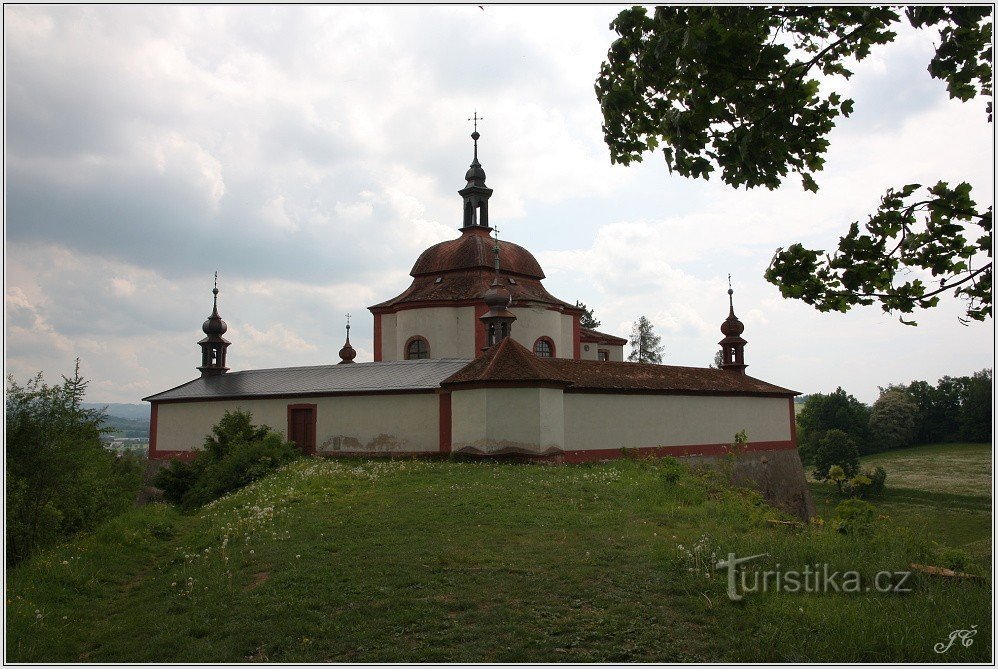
345 312 351 333
492 226 501 275
212 270 219 311
468 110 483 133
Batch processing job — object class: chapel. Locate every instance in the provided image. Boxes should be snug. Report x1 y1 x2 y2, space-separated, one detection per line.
144 129 813 517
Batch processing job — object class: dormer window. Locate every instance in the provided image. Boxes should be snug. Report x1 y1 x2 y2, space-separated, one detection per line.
405 336 430 360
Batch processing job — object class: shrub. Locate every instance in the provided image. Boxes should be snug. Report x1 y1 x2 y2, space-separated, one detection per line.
811 429 860 481
836 466 888 499
153 410 301 511
5 364 144 565
796 388 871 461
831 498 877 535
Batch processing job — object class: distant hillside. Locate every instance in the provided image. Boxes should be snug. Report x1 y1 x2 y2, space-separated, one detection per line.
82 402 149 420
100 415 149 440
82 403 150 439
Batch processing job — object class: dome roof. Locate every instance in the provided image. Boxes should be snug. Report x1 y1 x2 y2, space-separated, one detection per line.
720 288 745 337
483 279 512 310
202 288 228 337
410 228 545 279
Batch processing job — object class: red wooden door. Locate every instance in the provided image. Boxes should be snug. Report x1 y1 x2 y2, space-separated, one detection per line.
287 404 316 455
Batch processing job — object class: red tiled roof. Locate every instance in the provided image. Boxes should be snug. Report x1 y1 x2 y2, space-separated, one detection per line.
579 327 628 346
443 338 798 396
411 227 545 279
442 338 572 386
369 271 577 311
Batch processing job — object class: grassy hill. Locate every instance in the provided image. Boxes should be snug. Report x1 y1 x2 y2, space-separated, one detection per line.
7 456 991 662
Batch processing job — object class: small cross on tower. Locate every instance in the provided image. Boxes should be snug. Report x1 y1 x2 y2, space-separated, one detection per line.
468 110 484 134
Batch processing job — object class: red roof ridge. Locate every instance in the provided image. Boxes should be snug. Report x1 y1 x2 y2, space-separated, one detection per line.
579 326 628 345
442 337 572 386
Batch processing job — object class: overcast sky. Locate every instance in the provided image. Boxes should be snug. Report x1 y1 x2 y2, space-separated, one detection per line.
5 5 993 405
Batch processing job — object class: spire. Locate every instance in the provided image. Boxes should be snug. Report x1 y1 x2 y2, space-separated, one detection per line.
198 272 230 377
459 112 494 230
480 227 516 351
338 313 356 364
718 275 747 374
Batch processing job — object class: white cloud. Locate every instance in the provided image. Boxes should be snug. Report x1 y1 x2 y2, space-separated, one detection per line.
4 6 992 405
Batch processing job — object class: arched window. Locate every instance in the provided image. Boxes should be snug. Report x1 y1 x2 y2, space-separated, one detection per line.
405 336 430 360
533 337 554 358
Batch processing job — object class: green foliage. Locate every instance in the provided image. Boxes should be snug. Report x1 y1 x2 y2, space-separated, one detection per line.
838 466 888 499
877 369 992 446
596 6 993 323
153 410 301 511
574 300 601 329
5 363 144 565
811 428 860 482
765 181 991 324
796 387 871 461
868 389 918 452
958 368 993 442
831 497 877 534
626 315 664 363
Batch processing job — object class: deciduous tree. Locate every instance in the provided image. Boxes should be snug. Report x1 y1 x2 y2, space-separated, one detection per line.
5 363 142 565
596 6 992 323
869 389 919 452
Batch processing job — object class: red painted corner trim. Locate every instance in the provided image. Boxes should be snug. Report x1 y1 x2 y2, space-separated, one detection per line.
287 403 318 455
572 314 581 360
373 313 383 362
789 397 798 447
474 303 488 355
147 403 159 459
438 392 452 454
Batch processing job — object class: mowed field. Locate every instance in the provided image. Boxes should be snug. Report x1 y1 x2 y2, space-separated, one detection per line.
8 452 992 663
860 443 991 496
811 442 993 566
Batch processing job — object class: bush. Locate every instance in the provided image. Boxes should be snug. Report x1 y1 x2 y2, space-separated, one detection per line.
831 498 876 535
5 364 144 565
811 429 860 481
153 410 301 511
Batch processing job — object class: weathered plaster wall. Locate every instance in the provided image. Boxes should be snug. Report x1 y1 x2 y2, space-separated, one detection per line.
508 307 572 358
564 394 790 451
580 343 625 361
154 393 440 455
450 386 565 455
379 313 398 361
394 306 477 359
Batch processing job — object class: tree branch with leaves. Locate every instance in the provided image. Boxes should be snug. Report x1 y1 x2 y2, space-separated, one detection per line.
596 5 992 324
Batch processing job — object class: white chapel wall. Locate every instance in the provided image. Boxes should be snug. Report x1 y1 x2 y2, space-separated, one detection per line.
394 306 477 359
450 386 565 454
155 393 440 455
379 313 398 361
563 394 790 451
509 307 571 358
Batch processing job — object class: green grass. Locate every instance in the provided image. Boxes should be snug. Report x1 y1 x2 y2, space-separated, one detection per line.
810 441 993 569
8 456 992 662
857 443 992 497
